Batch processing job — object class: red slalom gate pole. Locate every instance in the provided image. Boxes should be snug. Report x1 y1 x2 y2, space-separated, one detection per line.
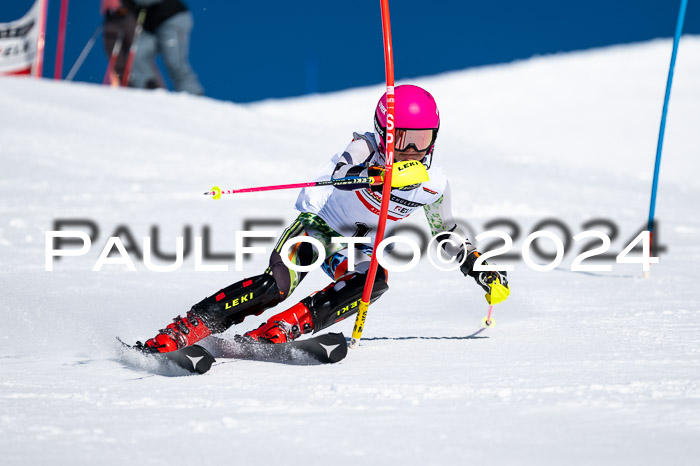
54 0 70 80
349 0 395 349
34 0 49 78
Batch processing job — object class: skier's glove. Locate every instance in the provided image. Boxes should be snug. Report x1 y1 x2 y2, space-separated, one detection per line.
368 166 385 191
459 250 510 305
368 161 430 192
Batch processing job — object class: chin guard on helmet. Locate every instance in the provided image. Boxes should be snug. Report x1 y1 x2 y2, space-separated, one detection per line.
391 160 429 189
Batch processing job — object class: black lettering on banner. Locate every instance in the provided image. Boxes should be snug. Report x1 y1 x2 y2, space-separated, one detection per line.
2 45 22 57
0 20 35 39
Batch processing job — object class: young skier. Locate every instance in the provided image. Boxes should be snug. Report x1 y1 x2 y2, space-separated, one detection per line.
137 84 510 352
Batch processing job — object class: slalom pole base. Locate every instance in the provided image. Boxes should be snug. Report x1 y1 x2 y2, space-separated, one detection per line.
349 300 370 349
481 304 495 328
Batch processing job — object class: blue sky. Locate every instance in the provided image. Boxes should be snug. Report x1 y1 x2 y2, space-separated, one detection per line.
2 1 698 102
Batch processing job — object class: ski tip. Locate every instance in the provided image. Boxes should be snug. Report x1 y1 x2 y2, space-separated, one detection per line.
115 336 132 348
321 333 348 363
116 337 215 374
176 344 216 374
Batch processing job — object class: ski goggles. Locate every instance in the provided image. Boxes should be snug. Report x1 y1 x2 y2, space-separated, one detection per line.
394 128 438 152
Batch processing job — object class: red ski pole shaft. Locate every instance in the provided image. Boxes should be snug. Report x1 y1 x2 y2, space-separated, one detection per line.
350 0 395 349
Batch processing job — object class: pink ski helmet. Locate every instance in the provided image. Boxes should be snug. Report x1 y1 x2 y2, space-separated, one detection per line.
374 84 440 166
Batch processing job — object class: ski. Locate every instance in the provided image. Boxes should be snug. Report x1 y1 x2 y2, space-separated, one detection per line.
221 332 348 364
117 337 216 374
117 332 347 375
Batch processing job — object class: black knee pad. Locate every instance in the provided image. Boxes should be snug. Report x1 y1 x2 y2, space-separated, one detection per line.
303 268 389 332
190 273 283 332
268 244 316 299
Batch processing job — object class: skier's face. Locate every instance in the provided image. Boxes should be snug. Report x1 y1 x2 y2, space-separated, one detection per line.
391 128 436 162
395 147 427 162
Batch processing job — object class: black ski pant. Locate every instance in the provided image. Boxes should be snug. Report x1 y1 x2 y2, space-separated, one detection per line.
190 214 388 334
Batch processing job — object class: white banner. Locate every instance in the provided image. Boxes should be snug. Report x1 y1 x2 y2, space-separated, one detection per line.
0 0 43 75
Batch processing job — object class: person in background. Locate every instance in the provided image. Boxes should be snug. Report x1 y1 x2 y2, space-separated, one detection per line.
123 0 204 95
101 0 136 86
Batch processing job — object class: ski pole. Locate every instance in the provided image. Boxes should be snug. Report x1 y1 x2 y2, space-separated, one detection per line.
481 277 510 327
482 305 495 328
66 24 102 81
204 175 382 199
121 9 146 87
103 32 123 85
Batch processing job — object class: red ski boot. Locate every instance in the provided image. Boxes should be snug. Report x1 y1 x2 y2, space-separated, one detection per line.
141 312 212 353
243 302 314 344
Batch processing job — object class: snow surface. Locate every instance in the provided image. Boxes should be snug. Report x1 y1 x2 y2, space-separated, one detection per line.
1 37 700 465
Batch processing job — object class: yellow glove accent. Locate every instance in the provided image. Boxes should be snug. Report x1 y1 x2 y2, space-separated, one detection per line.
486 278 510 305
391 160 429 188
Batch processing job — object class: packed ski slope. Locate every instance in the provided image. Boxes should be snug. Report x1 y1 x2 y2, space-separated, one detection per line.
1 37 700 465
